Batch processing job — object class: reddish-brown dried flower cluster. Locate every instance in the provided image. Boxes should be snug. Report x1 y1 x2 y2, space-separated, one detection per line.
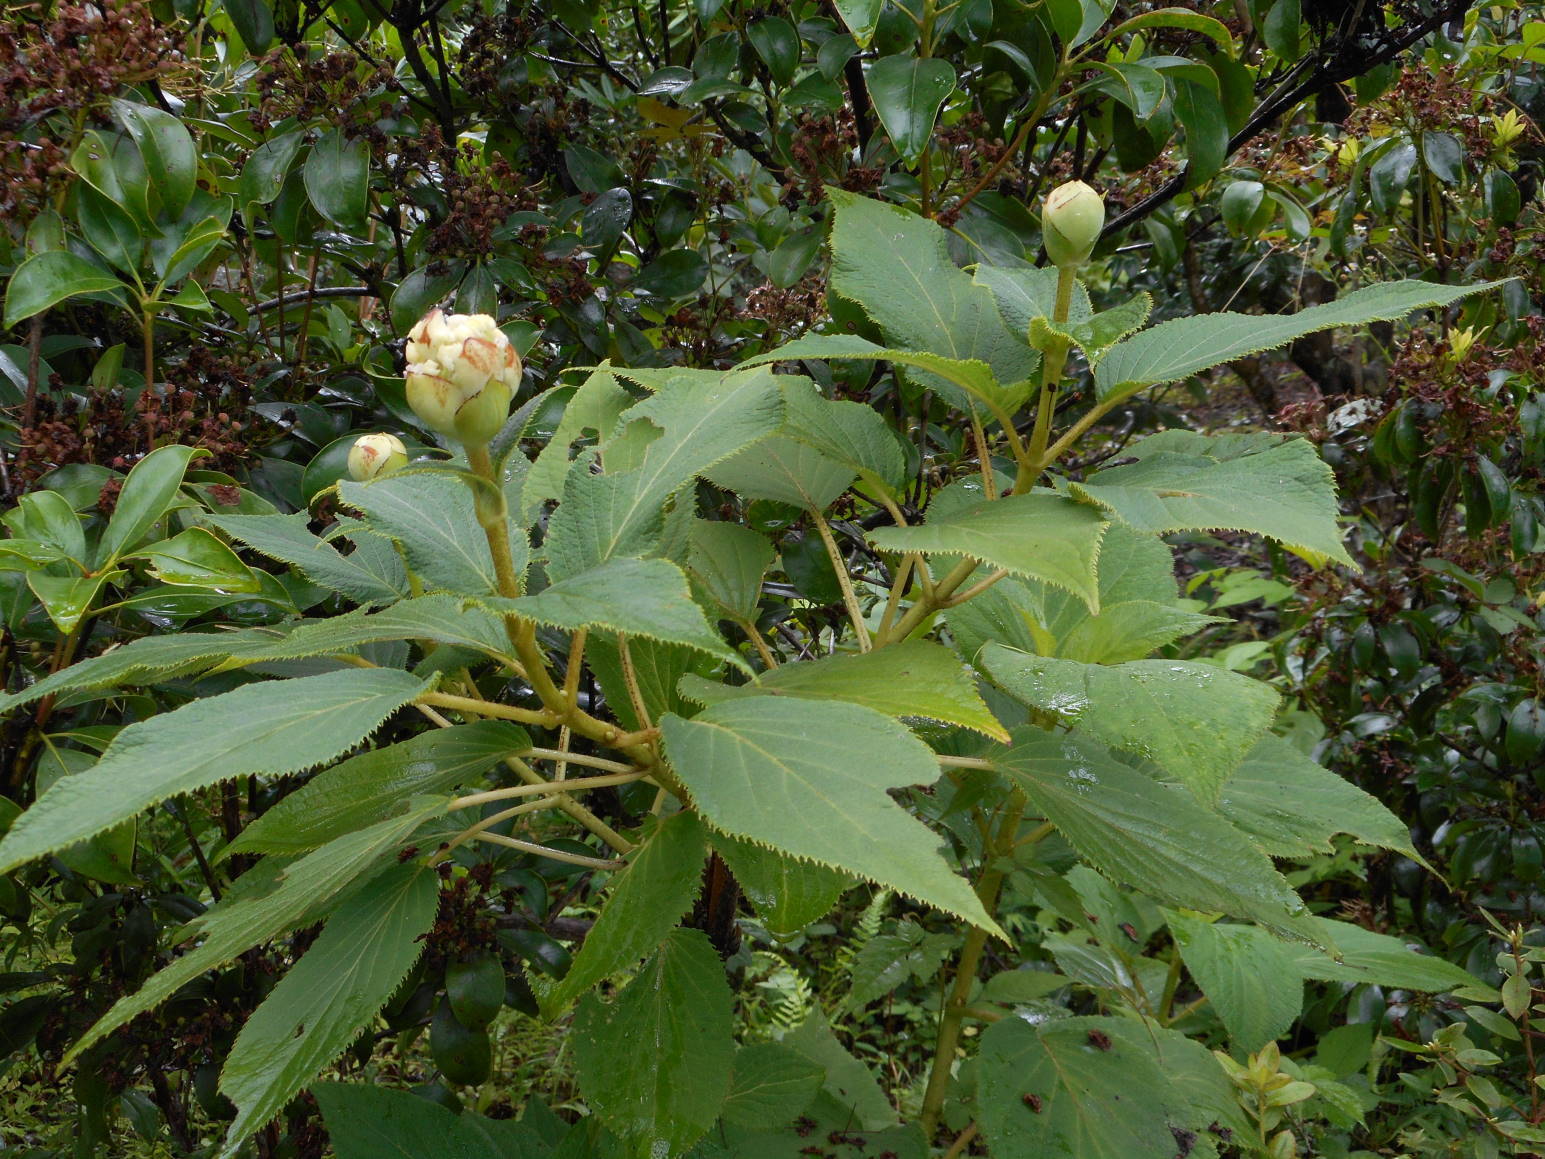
252 47 396 136
425 147 539 259
0 0 183 215
14 348 260 496
780 109 883 209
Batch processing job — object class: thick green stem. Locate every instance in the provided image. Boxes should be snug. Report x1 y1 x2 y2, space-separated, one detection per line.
1016 265 1078 492
920 793 1028 1138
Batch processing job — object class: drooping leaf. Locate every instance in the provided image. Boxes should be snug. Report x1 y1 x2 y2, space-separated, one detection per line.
482 557 747 670
573 929 734 1155
2 250 124 328
865 55 957 164
0 629 273 715
709 831 852 936
0 668 431 873
218 864 439 1155
1289 918 1482 993
946 522 1188 664
978 1015 1246 1159
209 512 408 605
224 722 527 858
1094 279 1511 404
992 727 1314 937
223 594 515 668
1069 431 1354 567
679 640 1007 740
661 697 1003 935
64 800 447 1064
1217 735 1423 863
871 493 1108 612
981 646 1278 803
546 812 707 1010
1167 912 1303 1052
112 100 197 218
303 129 369 229
737 334 1019 418
780 1013 899 1130
686 519 775 621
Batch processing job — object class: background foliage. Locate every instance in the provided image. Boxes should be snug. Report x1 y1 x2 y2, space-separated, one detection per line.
0 0 1542 1156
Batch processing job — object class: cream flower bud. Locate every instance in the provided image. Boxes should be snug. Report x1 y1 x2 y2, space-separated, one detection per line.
403 309 522 445
347 433 409 481
1042 180 1106 269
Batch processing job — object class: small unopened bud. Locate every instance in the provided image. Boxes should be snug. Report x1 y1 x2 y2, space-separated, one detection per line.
348 433 408 481
404 309 522 446
1042 180 1105 269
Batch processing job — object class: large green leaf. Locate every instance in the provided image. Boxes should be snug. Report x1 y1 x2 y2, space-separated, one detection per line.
132 528 261 592
1289 918 1481 993
993 727 1313 937
871 493 1108 612
209 512 407 605
981 646 1278 803
978 1016 1246 1159
0 629 273 714
660 697 1003 935
1094 279 1510 403
0 668 431 873
544 367 783 580
687 519 774 621
224 722 527 857
340 473 511 596
64 800 447 1063
573 929 734 1155
227 595 514 668
1069 432 1354 567
1218 735 1422 863
679 640 1008 740
218 864 439 1156
112 100 197 219
1167 912 1303 1052
865 55 957 164
313 1082 546 1159
826 190 1037 406
97 445 206 567
2 250 123 327
975 265 1094 338
522 366 633 519
709 831 852 936
706 435 857 510
720 1042 824 1129
483 557 747 670
946 522 1191 664
700 375 900 509
546 812 707 1010
303 129 369 229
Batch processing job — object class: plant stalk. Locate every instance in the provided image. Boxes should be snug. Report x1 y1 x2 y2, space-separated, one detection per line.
919 792 1028 1138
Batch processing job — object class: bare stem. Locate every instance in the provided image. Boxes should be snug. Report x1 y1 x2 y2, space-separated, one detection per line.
471 831 623 871
810 506 872 651
450 770 648 811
